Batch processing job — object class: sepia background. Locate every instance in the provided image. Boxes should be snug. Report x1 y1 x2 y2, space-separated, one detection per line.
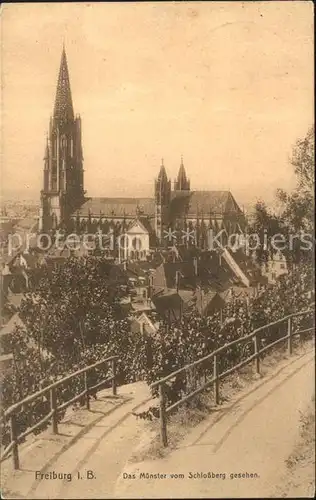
0 3 314 500
1 1 314 207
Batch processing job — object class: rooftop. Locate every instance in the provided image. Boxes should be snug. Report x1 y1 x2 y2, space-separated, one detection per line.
77 197 155 218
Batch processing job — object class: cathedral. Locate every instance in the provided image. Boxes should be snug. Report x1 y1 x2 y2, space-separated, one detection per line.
40 48 246 259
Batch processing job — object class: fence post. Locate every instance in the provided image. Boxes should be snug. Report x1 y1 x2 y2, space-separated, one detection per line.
50 387 58 434
213 354 219 405
112 358 117 396
84 371 90 410
287 317 292 355
253 332 260 375
10 414 20 470
159 383 168 447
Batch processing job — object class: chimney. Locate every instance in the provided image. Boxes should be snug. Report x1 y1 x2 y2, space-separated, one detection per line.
176 270 180 293
144 287 148 303
148 275 153 300
193 257 198 276
140 321 144 335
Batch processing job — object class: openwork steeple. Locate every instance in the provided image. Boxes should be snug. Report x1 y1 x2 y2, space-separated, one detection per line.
40 45 84 233
53 46 74 124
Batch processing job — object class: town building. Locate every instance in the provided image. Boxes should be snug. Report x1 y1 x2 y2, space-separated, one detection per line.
261 250 288 284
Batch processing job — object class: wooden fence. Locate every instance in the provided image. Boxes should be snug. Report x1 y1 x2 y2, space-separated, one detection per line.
1 355 118 470
151 308 314 447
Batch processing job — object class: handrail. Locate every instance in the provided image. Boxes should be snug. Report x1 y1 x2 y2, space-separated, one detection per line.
4 355 118 418
1 354 119 470
152 306 314 447
150 308 313 389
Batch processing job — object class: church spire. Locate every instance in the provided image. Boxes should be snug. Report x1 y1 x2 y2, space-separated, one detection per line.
155 158 171 244
53 46 74 124
175 155 190 191
40 46 84 233
157 158 168 182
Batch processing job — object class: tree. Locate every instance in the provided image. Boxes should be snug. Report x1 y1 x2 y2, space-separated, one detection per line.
277 126 314 233
2 257 312 438
19 256 132 371
290 125 314 193
248 200 285 265
249 126 314 267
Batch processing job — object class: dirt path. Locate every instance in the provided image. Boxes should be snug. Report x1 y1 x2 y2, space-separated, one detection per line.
115 349 315 499
2 350 314 499
1 382 153 500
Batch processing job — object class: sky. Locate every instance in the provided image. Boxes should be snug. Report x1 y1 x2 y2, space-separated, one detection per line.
1 1 314 209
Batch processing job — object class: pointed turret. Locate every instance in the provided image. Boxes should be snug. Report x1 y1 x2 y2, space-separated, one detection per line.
157 158 168 182
53 46 74 124
44 136 49 160
155 158 171 199
175 156 190 191
155 158 171 243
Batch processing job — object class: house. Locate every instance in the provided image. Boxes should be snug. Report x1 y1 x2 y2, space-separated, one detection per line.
194 288 226 316
1 263 12 296
0 353 14 372
152 260 197 292
261 250 288 284
1 258 28 294
0 311 53 362
8 294 25 315
151 289 198 321
117 260 160 310
130 311 159 336
152 287 225 319
0 312 26 355
152 250 243 295
0 217 39 268
149 246 265 319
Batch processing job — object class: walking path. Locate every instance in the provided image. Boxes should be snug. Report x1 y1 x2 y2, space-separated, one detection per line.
1 348 314 499
1 382 153 499
115 348 315 499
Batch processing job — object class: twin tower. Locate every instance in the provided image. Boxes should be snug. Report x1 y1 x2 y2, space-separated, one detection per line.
154 158 190 240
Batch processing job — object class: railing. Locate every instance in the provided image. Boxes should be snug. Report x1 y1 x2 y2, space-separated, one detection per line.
1 355 118 470
151 308 314 447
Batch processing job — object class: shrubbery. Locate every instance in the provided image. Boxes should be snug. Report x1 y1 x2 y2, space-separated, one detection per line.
139 262 314 406
0 258 313 448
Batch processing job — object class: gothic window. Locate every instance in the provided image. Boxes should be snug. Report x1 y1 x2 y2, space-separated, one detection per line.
67 218 75 232
132 237 142 250
80 219 87 232
119 234 128 249
102 220 110 233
